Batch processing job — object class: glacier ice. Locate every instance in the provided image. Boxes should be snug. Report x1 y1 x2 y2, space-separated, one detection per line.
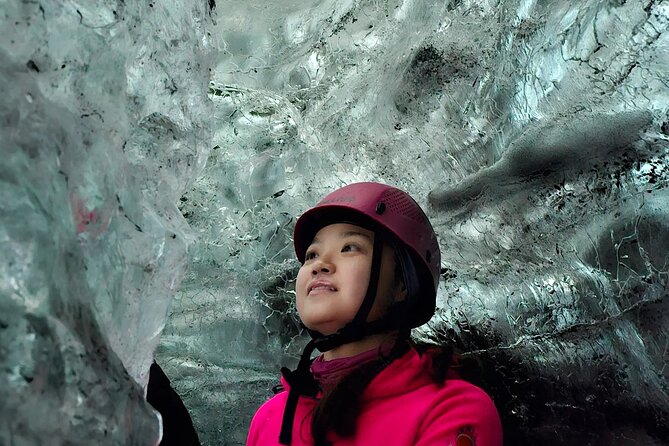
1 0 668 445
1 0 212 444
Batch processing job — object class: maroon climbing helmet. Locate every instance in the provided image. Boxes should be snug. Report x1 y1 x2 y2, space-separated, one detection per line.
294 182 441 328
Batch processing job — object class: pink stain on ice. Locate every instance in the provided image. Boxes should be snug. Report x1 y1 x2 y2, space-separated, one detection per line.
70 195 110 236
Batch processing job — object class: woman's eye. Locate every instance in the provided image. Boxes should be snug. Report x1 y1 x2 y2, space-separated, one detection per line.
342 244 359 252
305 250 317 260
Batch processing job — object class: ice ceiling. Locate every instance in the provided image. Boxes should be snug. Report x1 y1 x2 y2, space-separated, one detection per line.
1 0 668 445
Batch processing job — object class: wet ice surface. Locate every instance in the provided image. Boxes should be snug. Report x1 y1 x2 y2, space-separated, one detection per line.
0 1 212 444
168 1 669 444
1 0 668 445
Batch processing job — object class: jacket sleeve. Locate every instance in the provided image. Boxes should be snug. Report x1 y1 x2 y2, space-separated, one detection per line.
414 380 503 446
247 400 272 446
246 386 289 446
246 412 259 446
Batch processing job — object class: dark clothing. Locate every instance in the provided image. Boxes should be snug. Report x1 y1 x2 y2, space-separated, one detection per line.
147 362 201 446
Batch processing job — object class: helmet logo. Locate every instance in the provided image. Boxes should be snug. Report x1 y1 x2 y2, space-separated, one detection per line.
375 202 386 215
320 196 355 205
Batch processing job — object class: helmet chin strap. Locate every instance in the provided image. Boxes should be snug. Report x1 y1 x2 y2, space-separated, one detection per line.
279 235 386 445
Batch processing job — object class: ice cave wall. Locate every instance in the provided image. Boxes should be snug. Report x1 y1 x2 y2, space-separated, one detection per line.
1 1 213 444
1 0 668 445
163 0 669 445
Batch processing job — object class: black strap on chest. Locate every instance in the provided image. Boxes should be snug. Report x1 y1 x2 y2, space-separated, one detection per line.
279 339 318 445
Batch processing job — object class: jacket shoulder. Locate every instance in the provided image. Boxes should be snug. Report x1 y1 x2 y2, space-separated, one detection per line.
246 391 287 446
416 378 503 446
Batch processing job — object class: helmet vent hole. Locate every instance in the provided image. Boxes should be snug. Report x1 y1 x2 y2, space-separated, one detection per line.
376 202 386 214
380 189 428 224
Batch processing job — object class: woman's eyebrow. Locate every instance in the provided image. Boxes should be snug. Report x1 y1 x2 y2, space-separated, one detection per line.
340 230 372 241
310 230 372 245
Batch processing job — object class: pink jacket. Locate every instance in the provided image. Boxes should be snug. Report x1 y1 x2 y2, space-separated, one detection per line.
247 348 503 446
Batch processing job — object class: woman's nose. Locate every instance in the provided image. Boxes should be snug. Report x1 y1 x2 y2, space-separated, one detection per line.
311 256 334 274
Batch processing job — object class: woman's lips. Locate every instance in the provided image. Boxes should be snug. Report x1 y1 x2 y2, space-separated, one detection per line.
308 280 337 295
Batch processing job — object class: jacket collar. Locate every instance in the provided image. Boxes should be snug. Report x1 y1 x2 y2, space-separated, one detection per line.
279 347 433 400
363 347 434 400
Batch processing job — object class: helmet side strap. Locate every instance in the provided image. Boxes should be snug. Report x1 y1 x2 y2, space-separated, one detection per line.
351 235 384 327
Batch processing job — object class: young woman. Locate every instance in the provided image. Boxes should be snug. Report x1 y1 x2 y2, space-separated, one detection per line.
247 182 502 446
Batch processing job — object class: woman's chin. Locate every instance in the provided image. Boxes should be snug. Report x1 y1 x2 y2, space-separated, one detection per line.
302 320 343 337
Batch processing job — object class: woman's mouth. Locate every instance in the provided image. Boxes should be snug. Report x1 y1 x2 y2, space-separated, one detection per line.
308 281 337 295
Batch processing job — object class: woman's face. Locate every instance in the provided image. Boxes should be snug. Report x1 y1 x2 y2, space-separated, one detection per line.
295 223 405 335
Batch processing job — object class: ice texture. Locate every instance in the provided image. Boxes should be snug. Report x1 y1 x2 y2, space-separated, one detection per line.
161 0 669 445
0 1 213 445
2 0 668 445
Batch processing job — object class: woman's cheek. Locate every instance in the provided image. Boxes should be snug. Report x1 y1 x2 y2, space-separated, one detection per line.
294 268 309 316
